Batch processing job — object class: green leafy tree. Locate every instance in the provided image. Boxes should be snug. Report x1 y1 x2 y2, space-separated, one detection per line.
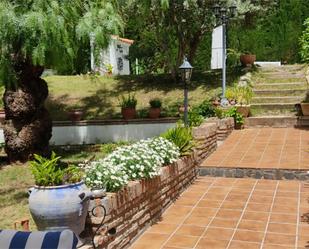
0 0 122 162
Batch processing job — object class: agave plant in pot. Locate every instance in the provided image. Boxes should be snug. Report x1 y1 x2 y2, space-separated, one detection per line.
28 152 91 236
149 98 162 119
120 94 137 119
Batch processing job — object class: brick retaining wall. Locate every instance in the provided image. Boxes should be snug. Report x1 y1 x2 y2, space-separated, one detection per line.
82 119 234 249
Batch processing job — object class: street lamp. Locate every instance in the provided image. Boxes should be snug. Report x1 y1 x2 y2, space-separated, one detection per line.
213 1 237 107
179 57 193 127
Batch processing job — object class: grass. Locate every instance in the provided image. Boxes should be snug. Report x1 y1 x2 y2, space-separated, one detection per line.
0 164 35 230
43 70 241 120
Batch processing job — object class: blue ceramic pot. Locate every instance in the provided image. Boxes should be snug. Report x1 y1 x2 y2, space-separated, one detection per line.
28 181 91 235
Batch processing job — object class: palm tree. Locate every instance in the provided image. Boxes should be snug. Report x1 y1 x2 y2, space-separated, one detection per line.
0 0 122 162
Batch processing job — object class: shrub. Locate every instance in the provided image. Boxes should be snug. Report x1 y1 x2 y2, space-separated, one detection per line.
119 94 137 108
300 18 309 63
149 98 162 108
30 152 82 186
84 137 179 192
161 125 194 156
224 107 244 125
188 109 204 127
194 100 215 118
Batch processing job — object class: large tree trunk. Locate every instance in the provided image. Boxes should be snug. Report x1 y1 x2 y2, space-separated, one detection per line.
3 59 52 162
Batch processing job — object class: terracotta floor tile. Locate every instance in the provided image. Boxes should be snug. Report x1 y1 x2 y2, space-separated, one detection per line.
147 223 178 234
238 219 267 232
135 233 170 247
252 190 275 196
264 233 296 246
215 209 242 220
184 216 211 226
226 194 250 202
246 202 271 212
165 206 192 216
203 227 234 241
174 197 199 206
249 195 273 204
165 234 199 248
204 193 227 201
276 191 299 198
130 244 161 249
198 199 222 208
161 214 185 224
228 241 261 249
233 230 264 243
298 225 309 237
274 197 298 206
297 235 309 248
269 213 297 224
209 218 239 229
262 244 294 249
267 223 296 235
242 211 269 222
196 238 229 249
191 207 218 217
221 201 246 210
175 225 205 236
272 204 298 213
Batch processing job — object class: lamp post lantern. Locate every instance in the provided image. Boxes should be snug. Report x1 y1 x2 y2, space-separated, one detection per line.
179 57 193 127
213 1 237 107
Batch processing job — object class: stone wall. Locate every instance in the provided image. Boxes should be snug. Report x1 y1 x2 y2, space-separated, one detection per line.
192 123 217 164
82 120 234 249
203 117 234 141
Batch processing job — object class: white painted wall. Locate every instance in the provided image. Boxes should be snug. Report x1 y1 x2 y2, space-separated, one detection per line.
0 123 176 145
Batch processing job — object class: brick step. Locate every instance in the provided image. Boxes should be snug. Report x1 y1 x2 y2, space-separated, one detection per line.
250 107 296 117
251 103 296 110
252 96 302 104
260 73 304 79
253 89 307 96
253 83 308 90
245 116 297 127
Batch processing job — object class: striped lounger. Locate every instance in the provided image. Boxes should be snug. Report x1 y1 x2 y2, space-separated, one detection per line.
0 229 78 249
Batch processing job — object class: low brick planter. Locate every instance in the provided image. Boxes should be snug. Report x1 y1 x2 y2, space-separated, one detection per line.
81 120 235 249
83 155 197 249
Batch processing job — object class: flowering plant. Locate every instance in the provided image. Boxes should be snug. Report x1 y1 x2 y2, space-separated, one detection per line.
84 137 179 192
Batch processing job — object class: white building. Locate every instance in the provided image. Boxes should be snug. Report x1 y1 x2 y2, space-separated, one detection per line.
91 35 134 76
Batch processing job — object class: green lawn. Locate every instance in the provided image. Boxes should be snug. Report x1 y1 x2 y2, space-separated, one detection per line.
44 71 240 120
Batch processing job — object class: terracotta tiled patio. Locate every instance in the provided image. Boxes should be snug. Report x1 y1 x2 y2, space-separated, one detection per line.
201 128 309 170
130 177 309 249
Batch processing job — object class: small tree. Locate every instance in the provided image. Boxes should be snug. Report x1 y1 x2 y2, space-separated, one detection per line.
0 0 122 162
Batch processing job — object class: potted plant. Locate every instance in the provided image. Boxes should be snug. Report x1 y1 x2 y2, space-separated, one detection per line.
235 86 253 118
301 90 309 116
67 105 84 122
28 152 91 235
225 107 245 129
149 98 162 118
104 63 113 76
120 94 137 119
240 51 256 67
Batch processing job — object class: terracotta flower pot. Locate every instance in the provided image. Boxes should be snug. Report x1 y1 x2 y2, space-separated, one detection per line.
67 110 83 122
301 103 309 116
236 105 250 118
149 108 161 119
240 54 256 67
122 107 136 119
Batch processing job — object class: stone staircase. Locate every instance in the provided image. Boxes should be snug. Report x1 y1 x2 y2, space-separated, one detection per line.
250 65 308 116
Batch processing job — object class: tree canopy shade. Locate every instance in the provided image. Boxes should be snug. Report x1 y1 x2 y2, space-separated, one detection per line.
0 0 123 162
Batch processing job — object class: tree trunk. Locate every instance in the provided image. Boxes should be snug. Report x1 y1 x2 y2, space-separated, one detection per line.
3 59 52 162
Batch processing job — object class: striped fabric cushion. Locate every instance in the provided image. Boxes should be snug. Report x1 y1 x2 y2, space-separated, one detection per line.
0 229 78 249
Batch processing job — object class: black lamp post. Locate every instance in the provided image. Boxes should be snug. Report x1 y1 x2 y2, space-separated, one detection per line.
213 1 237 107
179 57 193 127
